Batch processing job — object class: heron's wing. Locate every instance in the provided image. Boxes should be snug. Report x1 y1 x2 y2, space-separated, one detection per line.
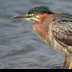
52 13 72 46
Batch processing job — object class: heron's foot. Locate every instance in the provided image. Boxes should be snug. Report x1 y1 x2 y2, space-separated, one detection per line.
69 53 72 69
61 54 67 69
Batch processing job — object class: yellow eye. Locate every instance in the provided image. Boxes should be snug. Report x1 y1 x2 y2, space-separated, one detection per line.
29 14 36 17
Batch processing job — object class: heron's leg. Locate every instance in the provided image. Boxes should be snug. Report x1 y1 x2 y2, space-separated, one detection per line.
69 53 72 69
61 54 67 69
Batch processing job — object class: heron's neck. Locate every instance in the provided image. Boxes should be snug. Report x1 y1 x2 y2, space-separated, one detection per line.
37 13 54 24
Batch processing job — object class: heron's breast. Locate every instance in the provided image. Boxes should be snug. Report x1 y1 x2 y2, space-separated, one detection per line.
33 24 51 46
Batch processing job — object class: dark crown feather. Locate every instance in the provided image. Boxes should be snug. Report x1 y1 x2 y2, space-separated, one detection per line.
28 6 54 14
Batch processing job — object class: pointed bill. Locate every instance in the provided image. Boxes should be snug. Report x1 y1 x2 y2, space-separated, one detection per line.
11 14 32 18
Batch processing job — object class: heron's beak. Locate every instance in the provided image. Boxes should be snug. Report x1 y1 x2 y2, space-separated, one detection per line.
12 14 32 19
12 14 36 21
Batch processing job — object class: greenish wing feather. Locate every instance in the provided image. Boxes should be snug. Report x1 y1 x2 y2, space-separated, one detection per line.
56 21 72 32
54 13 72 32
52 13 72 46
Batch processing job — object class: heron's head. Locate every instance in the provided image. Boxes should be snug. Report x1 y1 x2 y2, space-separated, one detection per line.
12 6 54 23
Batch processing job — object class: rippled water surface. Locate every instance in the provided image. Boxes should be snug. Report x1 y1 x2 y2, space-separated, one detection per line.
0 0 72 69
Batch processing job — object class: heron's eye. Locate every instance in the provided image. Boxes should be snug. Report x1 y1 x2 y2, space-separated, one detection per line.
29 14 36 17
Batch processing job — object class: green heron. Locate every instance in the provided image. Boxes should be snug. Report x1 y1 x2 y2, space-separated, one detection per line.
12 6 72 69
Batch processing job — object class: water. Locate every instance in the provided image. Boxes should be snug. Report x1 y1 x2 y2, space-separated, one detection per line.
0 0 72 69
